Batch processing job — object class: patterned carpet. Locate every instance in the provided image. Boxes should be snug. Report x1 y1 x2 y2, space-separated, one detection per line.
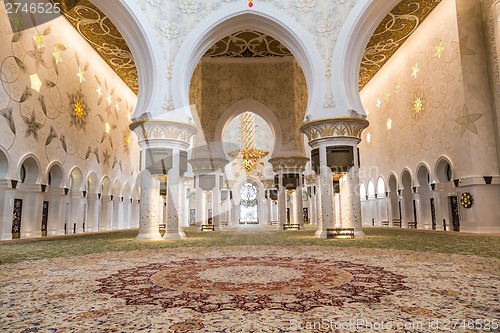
0 246 498 332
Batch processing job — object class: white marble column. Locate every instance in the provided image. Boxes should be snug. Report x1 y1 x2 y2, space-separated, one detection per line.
0 180 15 240
212 173 221 231
277 171 286 230
163 146 183 240
196 181 203 227
67 190 85 235
136 169 162 240
99 195 113 231
310 186 317 225
112 196 123 230
19 185 43 238
178 180 187 237
46 187 67 236
226 194 232 226
86 193 101 232
294 176 304 229
317 144 333 238
131 198 140 228
266 190 272 224
340 166 365 237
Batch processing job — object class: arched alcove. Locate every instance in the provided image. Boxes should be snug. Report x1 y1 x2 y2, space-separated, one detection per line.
19 156 40 184
367 180 376 198
388 173 398 192
123 182 131 199
377 177 386 196
47 163 64 188
112 180 122 197
417 164 431 187
401 169 412 190
69 168 83 191
0 148 10 179
435 157 453 183
215 99 283 155
359 183 367 199
101 177 111 196
87 173 98 194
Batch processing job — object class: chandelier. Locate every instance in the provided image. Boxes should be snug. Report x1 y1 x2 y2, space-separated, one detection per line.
229 112 269 173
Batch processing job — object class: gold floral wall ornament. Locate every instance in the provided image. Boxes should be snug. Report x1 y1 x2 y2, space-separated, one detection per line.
68 90 89 131
412 95 424 118
460 192 473 208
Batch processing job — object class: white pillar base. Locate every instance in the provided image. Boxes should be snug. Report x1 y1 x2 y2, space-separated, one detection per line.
316 230 328 238
136 232 163 240
162 232 182 240
354 229 366 238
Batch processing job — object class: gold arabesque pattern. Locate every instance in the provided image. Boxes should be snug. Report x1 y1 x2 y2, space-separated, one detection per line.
359 0 440 90
58 0 138 94
205 30 292 58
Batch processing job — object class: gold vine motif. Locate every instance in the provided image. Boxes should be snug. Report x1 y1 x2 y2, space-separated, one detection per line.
205 30 292 58
359 0 440 90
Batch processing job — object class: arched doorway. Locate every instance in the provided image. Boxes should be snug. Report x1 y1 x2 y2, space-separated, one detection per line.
239 182 259 225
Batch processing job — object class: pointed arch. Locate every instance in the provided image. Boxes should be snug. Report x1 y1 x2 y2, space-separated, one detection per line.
172 2 325 120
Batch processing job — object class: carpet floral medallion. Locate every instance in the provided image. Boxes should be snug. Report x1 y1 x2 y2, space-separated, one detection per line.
0 247 499 332
96 257 409 313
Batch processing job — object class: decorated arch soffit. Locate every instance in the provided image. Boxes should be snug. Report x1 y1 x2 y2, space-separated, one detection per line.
358 0 441 90
57 0 138 94
55 0 440 95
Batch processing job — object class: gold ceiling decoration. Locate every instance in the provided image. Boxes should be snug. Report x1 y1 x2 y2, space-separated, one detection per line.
58 0 138 94
359 0 441 91
205 30 292 58
54 0 439 95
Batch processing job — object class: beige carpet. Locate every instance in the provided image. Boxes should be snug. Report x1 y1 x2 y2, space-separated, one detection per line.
0 246 498 332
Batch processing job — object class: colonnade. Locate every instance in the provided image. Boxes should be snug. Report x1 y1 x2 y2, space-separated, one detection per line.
0 180 140 240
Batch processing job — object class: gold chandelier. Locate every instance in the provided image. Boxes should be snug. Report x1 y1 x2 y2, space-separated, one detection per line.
229 112 269 173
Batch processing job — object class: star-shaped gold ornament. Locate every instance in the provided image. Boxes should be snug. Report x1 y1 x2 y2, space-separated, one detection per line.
96 85 103 98
434 41 444 59
412 64 419 78
33 33 44 49
53 49 62 64
77 68 85 83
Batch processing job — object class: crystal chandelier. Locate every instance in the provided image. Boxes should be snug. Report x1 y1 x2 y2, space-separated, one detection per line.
229 112 269 173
